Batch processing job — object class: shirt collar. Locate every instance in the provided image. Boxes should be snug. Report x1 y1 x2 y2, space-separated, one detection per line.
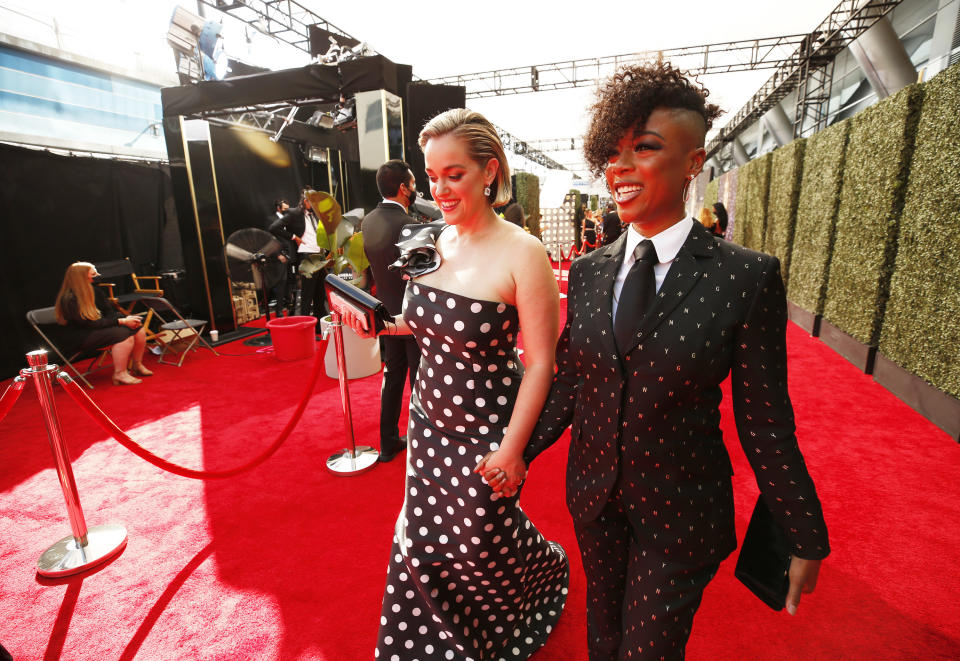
623 217 694 264
381 199 406 211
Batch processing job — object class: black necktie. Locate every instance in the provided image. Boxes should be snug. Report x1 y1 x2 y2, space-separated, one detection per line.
614 240 658 353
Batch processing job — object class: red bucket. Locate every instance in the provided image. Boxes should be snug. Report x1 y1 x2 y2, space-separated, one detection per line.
266 316 318 361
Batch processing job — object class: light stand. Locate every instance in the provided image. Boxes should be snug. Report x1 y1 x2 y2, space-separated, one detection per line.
243 255 273 347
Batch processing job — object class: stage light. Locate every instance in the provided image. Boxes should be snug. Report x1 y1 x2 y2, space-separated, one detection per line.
167 6 230 82
167 6 205 57
307 146 328 163
306 110 336 129
198 20 229 80
333 97 356 129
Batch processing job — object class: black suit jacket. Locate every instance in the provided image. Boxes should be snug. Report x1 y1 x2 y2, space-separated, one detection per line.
526 221 829 566
601 211 623 245
268 206 307 245
266 211 295 259
362 201 415 314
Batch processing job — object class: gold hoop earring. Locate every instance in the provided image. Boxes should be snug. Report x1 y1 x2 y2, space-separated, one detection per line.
682 176 693 204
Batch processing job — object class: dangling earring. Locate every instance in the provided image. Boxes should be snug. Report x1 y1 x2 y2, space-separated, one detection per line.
682 175 693 203
483 185 491 198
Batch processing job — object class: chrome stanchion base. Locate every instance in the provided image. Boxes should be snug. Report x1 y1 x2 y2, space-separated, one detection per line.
37 523 127 578
325 445 379 476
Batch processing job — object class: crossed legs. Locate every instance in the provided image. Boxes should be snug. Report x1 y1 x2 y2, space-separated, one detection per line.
111 327 150 384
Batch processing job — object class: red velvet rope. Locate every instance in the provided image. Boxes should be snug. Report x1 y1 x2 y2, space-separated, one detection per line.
56 342 328 479
563 244 580 260
0 377 26 424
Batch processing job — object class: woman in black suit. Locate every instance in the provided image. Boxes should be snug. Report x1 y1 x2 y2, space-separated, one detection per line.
492 61 830 660
54 262 150 385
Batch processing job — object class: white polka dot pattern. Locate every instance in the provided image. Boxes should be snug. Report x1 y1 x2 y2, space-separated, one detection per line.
376 279 569 660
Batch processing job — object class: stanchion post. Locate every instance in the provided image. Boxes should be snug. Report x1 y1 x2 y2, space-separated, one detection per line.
21 350 127 577
554 240 568 299
323 313 379 475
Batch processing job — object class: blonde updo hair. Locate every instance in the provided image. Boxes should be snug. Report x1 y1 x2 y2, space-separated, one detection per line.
418 108 512 206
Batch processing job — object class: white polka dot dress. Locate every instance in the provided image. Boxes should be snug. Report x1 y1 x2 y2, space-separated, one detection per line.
376 233 569 660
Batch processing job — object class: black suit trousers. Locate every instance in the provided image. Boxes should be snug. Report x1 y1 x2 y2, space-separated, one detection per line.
574 489 719 661
379 335 420 453
299 270 325 317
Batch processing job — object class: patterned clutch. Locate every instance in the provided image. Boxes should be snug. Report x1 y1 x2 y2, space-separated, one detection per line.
734 496 791 611
324 274 391 335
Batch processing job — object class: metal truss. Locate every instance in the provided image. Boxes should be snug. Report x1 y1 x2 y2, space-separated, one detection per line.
425 35 810 98
706 0 901 157
492 124 569 172
196 0 363 54
525 138 584 153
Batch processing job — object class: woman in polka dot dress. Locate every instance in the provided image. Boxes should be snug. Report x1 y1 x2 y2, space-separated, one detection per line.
354 109 569 660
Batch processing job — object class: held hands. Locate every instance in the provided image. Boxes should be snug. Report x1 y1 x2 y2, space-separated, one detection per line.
785 556 822 615
120 316 142 329
474 450 527 499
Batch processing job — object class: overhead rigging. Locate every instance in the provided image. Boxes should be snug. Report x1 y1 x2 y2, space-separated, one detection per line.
198 0 901 167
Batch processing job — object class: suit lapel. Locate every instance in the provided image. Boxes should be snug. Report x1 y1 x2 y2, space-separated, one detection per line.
625 222 717 353
590 235 627 358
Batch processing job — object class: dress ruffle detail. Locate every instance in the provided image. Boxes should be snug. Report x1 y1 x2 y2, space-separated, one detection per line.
388 220 446 280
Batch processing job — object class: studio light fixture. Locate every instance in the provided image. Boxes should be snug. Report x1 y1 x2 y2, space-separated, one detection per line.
306 146 328 163
166 5 230 82
306 110 336 129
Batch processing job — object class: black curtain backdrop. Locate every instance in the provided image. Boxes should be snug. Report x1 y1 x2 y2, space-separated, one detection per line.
0 143 175 379
208 125 314 239
404 84 468 199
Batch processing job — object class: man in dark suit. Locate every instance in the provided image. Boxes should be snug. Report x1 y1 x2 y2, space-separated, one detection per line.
269 191 324 316
517 61 829 660
600 201 622 246
363 160 421 462
265 198 292 310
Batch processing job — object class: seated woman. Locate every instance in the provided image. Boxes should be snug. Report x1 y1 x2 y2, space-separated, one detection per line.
54 261 152 385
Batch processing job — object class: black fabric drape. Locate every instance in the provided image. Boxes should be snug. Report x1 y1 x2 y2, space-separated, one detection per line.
160 58 412 119
208 124 313 240
0 143 174 379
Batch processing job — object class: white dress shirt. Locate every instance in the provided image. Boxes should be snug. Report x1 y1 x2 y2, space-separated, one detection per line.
298 209 321 254
612 217 694 320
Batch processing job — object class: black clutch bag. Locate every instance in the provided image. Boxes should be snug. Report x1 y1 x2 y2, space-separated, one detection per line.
324 274 393 335
734 496 791 611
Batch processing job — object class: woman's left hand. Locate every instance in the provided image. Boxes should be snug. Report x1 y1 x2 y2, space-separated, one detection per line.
474 450 527 498
785 556 822 615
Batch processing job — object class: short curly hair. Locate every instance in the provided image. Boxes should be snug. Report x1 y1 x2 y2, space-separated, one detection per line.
583 60 723 178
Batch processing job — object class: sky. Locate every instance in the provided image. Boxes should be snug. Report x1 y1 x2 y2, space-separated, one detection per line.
1 0 843 176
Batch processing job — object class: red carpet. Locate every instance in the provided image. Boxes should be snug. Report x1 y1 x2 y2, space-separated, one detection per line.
1 300 959 660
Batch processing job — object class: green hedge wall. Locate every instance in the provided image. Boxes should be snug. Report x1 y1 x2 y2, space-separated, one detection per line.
763 138 806 286
515 172 541 238
704 177 719 210
787 119 851 313
880 63 960 398
741 152 772 251
732 162 751 245
822 83 923 345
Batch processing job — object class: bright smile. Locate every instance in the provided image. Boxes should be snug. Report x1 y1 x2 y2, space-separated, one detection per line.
437 199 460 212
613 183 642 204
